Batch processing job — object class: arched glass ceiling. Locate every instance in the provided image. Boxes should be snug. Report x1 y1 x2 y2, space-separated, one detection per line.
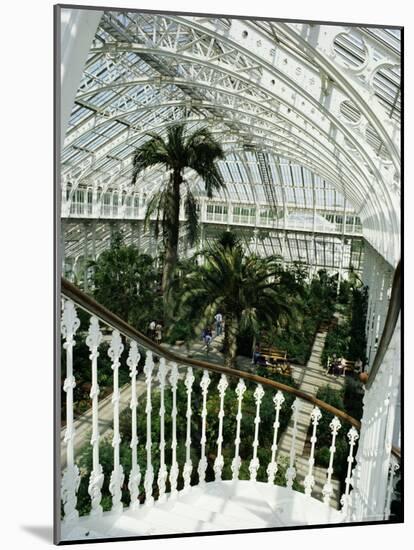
61 10 401 266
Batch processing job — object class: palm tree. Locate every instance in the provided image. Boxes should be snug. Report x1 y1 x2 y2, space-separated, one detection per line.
131 123 225 314
179 233 291 368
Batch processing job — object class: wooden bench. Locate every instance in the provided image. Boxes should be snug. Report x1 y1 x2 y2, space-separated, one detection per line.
259 347 290 376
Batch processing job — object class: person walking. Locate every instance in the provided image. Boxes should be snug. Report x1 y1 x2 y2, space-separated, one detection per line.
155 322 162 345
148 320 156 340
204 329 212 354
214 312 223 336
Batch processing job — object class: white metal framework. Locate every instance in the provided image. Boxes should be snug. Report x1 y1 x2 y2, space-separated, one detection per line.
60 9 401 271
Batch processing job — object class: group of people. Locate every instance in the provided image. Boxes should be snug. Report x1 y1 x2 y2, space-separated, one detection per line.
327 355 346 376
327 354 364 376
201 312 224 353
148 320 163 344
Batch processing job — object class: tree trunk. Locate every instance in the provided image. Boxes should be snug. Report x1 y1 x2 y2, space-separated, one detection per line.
162 170 181 318
224 315 239 368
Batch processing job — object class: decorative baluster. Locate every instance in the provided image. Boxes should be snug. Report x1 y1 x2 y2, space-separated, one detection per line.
322 416 342 505
86 316 104 517
267 391 285 484
143 351 154 506
169 363 179 497
286 398 301 489
384 455 399 520
214 374 229 481
231 379 246 480
61 299 81 524
127 341 141 510
183 367 195 491
340 426 359 518
157 358 168 503
304 406 322 496
249 384 265 481
108 330 125 514
198 370 211 486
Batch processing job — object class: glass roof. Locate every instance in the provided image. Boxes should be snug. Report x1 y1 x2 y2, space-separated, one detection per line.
61 9 401 267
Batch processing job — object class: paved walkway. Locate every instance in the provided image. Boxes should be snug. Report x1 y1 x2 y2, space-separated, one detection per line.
276 331 345 508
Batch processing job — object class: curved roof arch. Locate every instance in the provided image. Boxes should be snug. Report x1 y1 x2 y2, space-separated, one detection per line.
61 10 401 266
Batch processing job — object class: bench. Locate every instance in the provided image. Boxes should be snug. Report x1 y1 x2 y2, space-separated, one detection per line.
260 346 287 360
326 357 356 376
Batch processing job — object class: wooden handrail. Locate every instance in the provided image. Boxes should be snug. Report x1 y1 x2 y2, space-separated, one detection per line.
365 260 401 390
60 276 401 459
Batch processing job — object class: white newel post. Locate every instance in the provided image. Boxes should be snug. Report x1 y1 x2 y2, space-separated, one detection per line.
286 398 301 489
249 384 265 481
304 406 322 497
127 341 141 510
340 426 359 518
157 358 168 503
231 378 247 480
198 370 211 486
384 455 400 520
214 374 228 481
143 351 154 506
267 391 285 484
108 330 125 515
322 416 342 505
86 316 104 517
169 363 180 497
183 367 195 491
61 299 81 523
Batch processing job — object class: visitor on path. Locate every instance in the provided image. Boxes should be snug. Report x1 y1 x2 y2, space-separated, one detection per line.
155 322 162 344
214 312 223 336
148 320 156 340
204 330 212 354
252 343 261 365
354 357 363 374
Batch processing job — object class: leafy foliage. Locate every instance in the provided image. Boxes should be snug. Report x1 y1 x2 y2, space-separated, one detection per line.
89 231 162 332
131 123 225 310
177 233 292 367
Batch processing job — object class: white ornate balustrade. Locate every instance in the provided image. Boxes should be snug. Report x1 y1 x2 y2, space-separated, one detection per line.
61 193 363 238
59 282 400 542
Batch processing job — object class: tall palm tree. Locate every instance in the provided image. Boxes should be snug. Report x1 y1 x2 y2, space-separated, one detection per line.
131 123 225 313
179 234 291 368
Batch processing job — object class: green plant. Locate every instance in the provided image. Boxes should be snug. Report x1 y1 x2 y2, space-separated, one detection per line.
131 123 225 311
89 231 162 332
178 233 292 368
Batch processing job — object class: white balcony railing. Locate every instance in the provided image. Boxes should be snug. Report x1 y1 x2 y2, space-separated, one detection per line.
59 278 400 541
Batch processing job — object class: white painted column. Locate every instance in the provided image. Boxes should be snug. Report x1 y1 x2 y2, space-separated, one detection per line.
231 379 247 480
86 316 104 517
59 8 103 144
108 330 125 515
198 370 211 486
157 358 168 503
322 416 342 505
304 406 322 496
143 351 155 506
127 341 141 510
61 299 81 523
214 375 228 481
267 391 285 484
286 398 301 489
183 367 195 491
249 384 265 481
169 363 180 497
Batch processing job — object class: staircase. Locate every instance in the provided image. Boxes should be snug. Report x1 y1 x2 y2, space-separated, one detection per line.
61 480 343 541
